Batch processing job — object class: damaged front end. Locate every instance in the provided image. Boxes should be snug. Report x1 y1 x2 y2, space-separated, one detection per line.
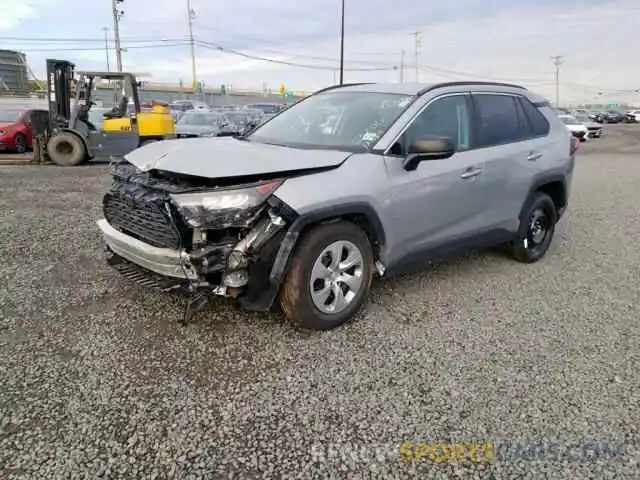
98 162 299 323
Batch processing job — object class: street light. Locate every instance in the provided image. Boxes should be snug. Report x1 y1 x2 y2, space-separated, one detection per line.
339 0 344 85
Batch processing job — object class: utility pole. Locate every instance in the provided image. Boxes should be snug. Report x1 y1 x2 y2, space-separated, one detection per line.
411 31 421 82
399 50 405 83
552 55 564 107
186 0 197 94
339 0 345 85
102 27 110 72
111 0 124 72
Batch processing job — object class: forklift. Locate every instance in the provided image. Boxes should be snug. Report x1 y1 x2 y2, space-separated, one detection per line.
39 59 176 166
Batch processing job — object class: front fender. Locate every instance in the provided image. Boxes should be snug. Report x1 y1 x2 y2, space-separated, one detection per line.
268 201 386 285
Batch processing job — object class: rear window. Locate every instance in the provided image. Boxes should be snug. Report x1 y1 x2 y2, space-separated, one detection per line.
518 98 550 136
473 94 524 147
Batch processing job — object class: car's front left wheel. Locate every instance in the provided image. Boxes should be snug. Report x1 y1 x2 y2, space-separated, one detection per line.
279 221 373 330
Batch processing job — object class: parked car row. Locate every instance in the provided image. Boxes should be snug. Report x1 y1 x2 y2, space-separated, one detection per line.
557 107 640 124
556 111 603 142
174 107 268 139
168 100 286 123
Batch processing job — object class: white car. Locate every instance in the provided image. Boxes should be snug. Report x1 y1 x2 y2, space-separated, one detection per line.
573 113 603 138
625 110 640 122
558 114 588 142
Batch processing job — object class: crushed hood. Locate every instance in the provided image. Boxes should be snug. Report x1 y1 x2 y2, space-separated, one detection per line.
124 136 352 178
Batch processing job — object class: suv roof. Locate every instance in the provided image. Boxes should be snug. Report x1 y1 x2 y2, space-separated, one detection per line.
317 81 549 105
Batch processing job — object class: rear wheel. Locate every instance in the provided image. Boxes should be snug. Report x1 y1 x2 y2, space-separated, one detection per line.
13 133 26 153
279 221 373 330
47 132 86 166
509 192 557 263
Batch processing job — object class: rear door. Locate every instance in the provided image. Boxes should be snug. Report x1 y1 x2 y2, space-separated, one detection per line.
470 92 551 232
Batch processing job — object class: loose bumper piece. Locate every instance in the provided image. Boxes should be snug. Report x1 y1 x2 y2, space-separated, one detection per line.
97 219 198 280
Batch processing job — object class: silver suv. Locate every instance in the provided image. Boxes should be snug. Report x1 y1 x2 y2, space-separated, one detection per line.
97 81 575 330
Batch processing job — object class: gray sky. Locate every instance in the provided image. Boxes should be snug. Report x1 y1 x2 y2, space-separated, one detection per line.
4 0 640 103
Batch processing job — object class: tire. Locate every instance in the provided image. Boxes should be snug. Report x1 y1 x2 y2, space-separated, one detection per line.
509 192 557 263
279 221 373 330
13 133 26 153
47 132 86 166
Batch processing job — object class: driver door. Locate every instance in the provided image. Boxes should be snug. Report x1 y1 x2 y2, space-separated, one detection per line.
383 93 489 266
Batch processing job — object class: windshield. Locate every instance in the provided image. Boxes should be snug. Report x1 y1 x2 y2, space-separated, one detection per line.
560 116 580 125
575 114 589 122
246 91 415 150
0 110 23 123
178 113 221 126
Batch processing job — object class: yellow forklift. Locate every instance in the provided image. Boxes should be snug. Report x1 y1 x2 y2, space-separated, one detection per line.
40 59 175 166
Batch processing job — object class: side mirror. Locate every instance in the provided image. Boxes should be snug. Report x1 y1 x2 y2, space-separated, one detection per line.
402 137 456 171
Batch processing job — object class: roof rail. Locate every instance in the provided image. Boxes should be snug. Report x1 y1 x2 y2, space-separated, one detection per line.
312 82 375 95
418 81 527 96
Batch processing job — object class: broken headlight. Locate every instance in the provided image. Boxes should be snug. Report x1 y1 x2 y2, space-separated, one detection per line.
170 180 284 228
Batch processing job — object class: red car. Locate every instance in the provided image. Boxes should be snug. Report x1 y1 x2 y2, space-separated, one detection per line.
0 108 46 154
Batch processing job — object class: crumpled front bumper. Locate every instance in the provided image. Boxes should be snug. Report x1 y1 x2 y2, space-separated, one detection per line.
97 219 198 280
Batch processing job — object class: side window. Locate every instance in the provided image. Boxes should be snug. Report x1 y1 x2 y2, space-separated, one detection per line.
474 94 525 147
22 111 31 123
402 95 471 153
519 98 550 137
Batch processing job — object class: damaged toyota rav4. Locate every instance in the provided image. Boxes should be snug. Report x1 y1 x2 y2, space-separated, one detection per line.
98 81 575 330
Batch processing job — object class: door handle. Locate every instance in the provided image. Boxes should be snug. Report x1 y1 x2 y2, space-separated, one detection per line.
527 152 542 161
460 168 482 179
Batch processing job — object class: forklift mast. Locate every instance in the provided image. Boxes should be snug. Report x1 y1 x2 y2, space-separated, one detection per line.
46 59 75 128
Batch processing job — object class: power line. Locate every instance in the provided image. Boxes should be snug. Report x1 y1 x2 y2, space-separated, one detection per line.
9 43 189 52
195 40 396 71
2 33 636 94
193 23 400 66
0 35 188 43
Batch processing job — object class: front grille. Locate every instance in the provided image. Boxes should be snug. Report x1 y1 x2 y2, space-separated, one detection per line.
103 193 181 249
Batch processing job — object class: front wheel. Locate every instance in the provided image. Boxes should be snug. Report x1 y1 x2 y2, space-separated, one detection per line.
47 132 86 166
509 192 557 263
13 133 26 153
279 221 373 330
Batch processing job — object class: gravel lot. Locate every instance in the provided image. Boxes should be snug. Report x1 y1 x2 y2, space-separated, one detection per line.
1 126 640 479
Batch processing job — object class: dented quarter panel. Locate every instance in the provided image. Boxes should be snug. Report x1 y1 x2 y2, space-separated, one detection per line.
123 136 353 178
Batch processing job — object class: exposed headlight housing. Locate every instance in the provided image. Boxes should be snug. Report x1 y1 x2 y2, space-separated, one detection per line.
170 180 284 228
